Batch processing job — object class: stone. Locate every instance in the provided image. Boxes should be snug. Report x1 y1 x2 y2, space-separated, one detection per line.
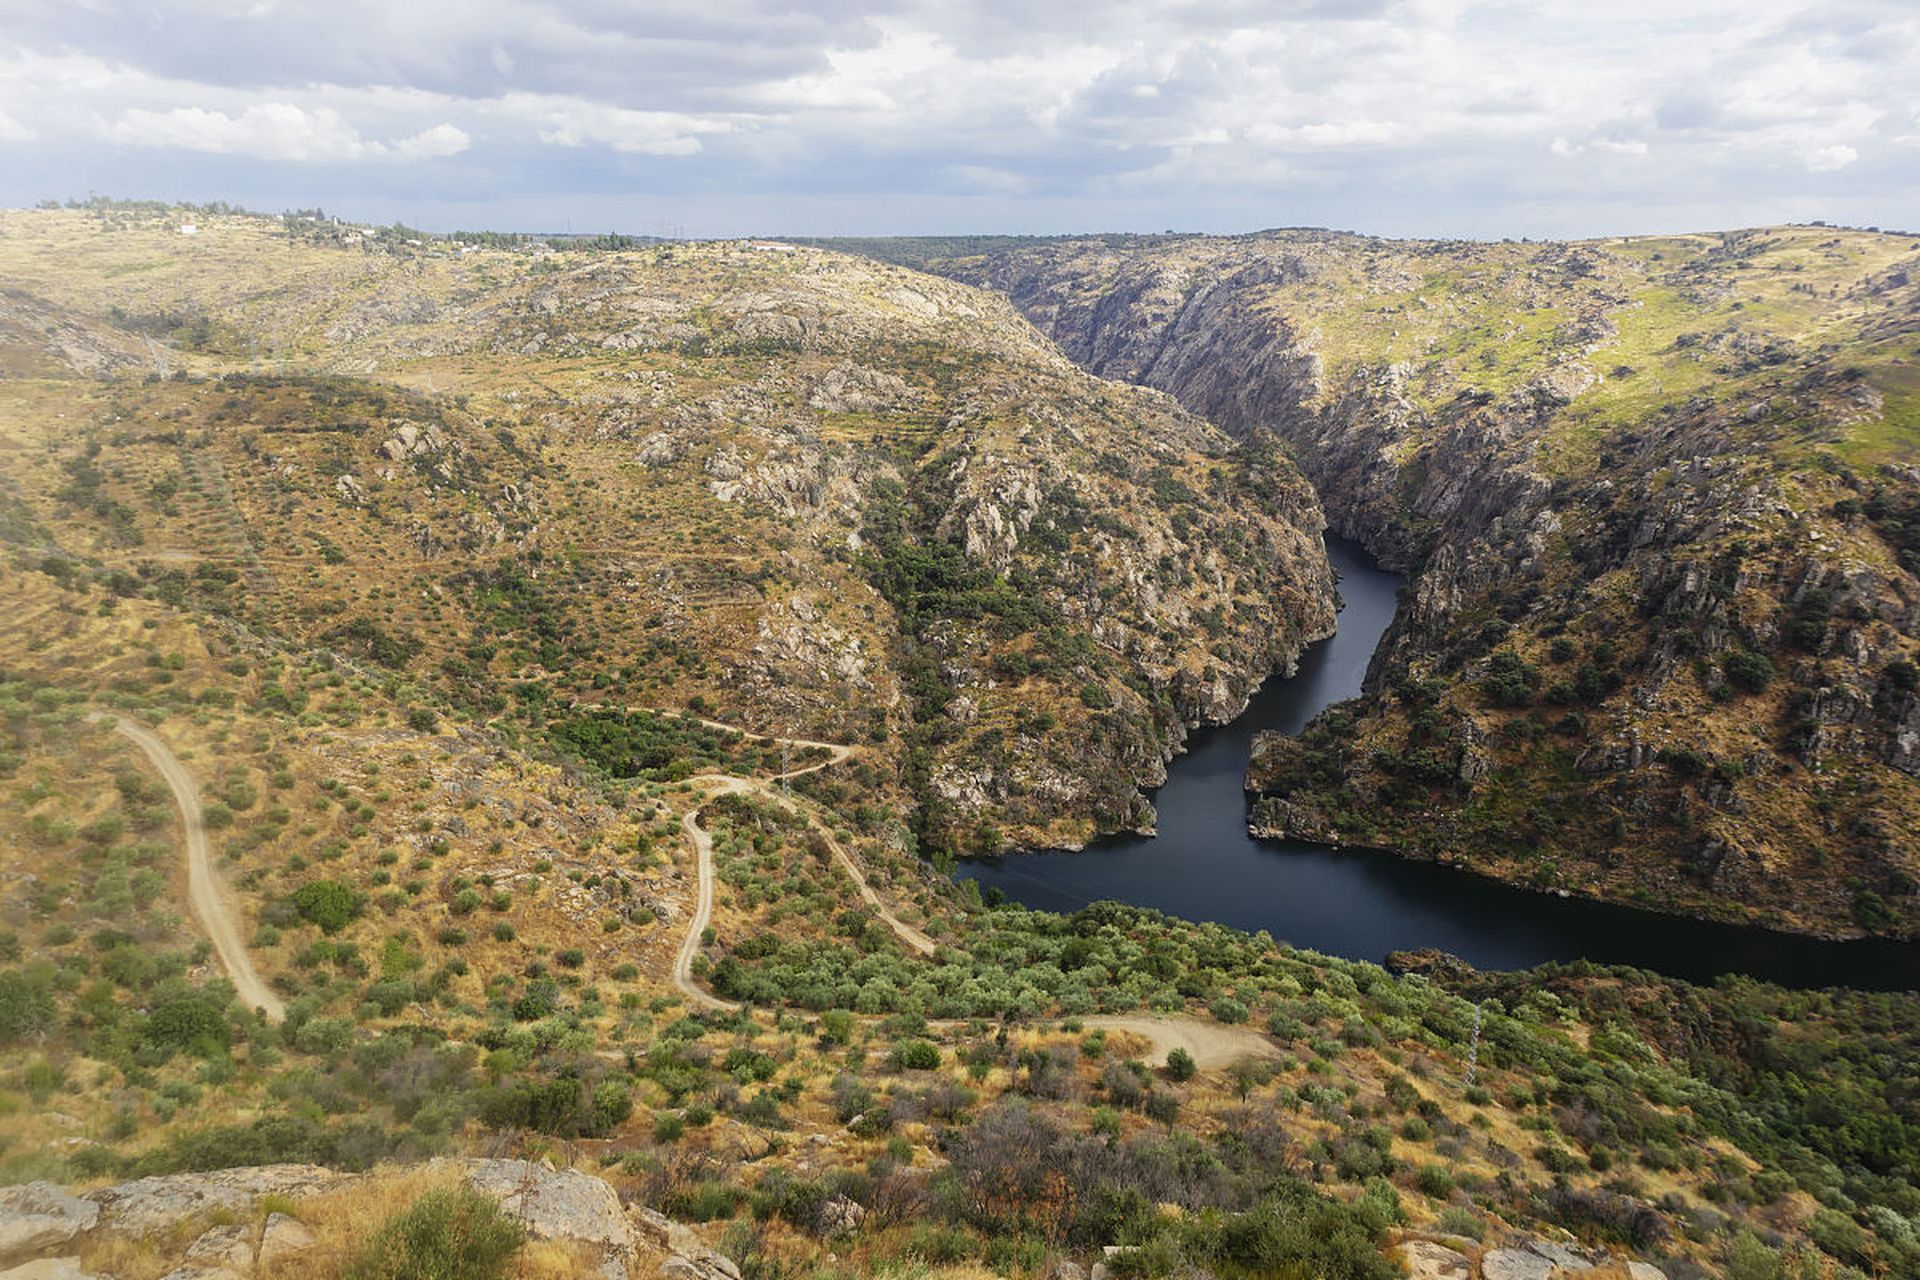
457 1160 629 1251
1051 1264 1088 1280
658 1255 742 1280
1483 1248 1558 1280
628 1205 674 1250
0 1184 99 1263
1626 1264 1666 1280
813 1195 864 1236
0 1260 98 1280
85 1165 342 1236
183 1224 252 1270
256 1213 317 1268
1527 1241 1595 1272
157 1269 244 1280
1396 1240 1472 1280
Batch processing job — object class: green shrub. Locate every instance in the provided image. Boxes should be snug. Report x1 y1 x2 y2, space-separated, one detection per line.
293 879 363 934
1165 1047 1197 1082
892 1039 941 1070
344 1185 524 1280
1722 650 1774 694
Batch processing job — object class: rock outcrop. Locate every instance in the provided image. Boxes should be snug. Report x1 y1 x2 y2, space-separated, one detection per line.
939 226 1920 937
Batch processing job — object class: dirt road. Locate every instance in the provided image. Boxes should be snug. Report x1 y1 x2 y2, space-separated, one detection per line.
96 714 286 1022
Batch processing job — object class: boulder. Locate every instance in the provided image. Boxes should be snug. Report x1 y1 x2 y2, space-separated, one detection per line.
1395 1240 1472 1280
256 1213 317 1269
84 1165 342 1236
0 1260 98 1280
814 1195 864 1236
1051 1264 1088 1280
659 1255 742 1280
0 1184 98 1263
1483 1248 1558 1280
1527 1241 1595 1272
182 1224 252 1270
1626 1264 1666 1280
458 1160 629 1252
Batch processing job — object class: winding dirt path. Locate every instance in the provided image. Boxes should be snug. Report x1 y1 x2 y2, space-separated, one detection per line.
93 714 285 1022
667 717 933 1009
658 719 1268 1076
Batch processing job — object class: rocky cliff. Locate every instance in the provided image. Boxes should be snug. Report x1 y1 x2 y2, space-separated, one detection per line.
933 227 1920 936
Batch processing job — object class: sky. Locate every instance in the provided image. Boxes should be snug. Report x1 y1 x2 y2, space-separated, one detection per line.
1 0 1916 240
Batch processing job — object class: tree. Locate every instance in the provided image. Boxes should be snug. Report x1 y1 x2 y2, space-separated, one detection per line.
1166 1047 1197 1082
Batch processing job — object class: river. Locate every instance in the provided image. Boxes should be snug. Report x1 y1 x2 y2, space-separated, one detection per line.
957 535 1920 991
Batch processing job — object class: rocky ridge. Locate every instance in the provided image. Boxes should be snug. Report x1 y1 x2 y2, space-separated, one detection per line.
932 226 1920 935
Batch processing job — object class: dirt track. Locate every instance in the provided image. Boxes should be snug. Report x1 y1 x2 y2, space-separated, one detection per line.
669 724 934 1009
97 714 286 1022
1084 1015 1280 1069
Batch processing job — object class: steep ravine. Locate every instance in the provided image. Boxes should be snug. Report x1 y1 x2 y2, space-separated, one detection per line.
934 228 1920 939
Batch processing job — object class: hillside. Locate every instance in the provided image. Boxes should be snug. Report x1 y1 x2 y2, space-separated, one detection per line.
927 226 1920 939
1 207 1919 1280
0 207 1335 855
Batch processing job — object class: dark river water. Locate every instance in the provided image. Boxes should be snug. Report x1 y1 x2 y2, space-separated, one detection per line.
957 535 1920 992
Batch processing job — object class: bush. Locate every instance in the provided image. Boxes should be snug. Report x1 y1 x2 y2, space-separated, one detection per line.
1722 650 1774 694
892 1039 941 1070
345 1185 524 1280
1165 1047 1197 1082
293 879 363 934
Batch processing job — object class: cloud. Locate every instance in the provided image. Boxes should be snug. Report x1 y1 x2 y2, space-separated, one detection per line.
99 103 469 163
507 97 733 155
0 0 1915 233
1804 143 1859 171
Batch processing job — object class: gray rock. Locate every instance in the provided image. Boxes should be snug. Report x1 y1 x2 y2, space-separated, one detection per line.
628 1205 674 1250
814 1195 864 1236
0 1260 98 1280
1051 1264 1088 1280
1396 1240 1472 1280
659 1256 742 1280
0 1184 99 1263
85 1164 342 1236
256 1213 317 1268
1527 1241 1595 1272
1483 1248 1558 1280
1626 1264 1666 1280
457 1159 629 1251
183 1224 252 1270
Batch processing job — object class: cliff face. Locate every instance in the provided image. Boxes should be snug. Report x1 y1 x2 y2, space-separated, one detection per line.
938 227 1920 937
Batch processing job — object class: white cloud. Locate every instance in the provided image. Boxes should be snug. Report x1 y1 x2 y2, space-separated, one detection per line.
98 103 468 163
507 97 733 155
0 111 35 143
1804 143 1859 171
394 123 471 160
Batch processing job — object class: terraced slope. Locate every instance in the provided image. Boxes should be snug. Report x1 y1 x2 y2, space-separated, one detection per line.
0 208 1334 855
